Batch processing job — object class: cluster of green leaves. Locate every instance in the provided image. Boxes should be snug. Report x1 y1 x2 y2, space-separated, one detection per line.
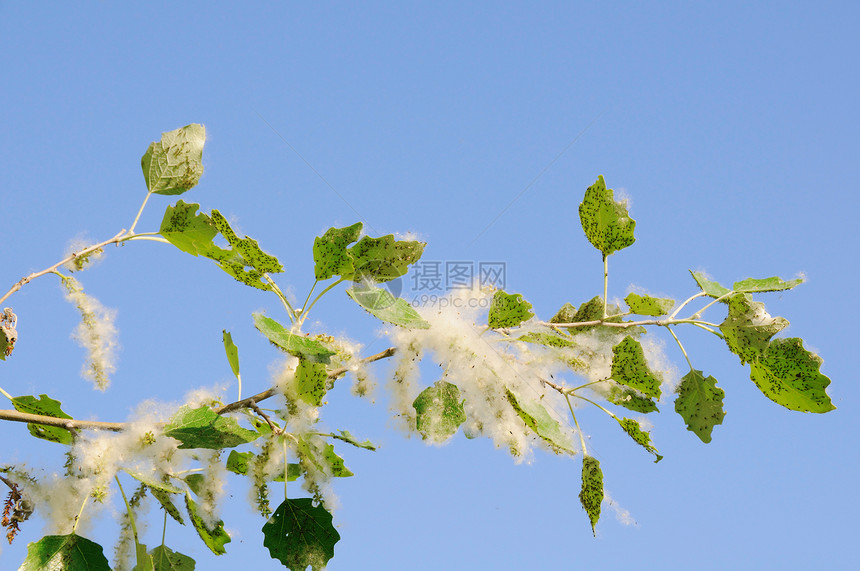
3 125 835 570
406 174 834 533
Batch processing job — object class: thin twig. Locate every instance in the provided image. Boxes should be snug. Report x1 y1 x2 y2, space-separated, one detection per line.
0 347 400 431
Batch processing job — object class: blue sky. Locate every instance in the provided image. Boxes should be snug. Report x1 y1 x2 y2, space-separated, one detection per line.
1 2 858 569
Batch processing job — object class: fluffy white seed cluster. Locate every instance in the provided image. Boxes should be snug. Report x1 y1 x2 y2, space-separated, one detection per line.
387 286 577 459
61 276 119 391
382 286 682 458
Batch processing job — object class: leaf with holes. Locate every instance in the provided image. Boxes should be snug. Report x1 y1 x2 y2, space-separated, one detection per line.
12 394 74 445
733 276 804 293
208 210 284 290
332 429 377 450
606 385 659 414
313 223 363 280
262 498 340 571
488 290 534 328
674 369 725 443
579 456 603 536
505 389 575 454
159 200 225 258
185 494 231 555
347 234 425 283
624 293 675 316
720 294 788 364
749 338 835 413
610 337 662 399
578 175 636 257
413 381 467 442
690 271 731 299
616 417 662 462
296 358 328 406
141 124 205 195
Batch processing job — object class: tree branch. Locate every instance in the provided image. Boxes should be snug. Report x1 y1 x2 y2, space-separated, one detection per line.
0 347 400 432
214 346 397 414
0 409 125 432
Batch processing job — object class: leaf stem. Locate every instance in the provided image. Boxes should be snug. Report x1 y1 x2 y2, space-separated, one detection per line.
571 393 618 419
566 395 588 456
263 274 298 323
602 255 609 319
123 234 170 244
128 192 152 235
0 386 12 401
72 495 89 534
161 510 167 548
300 280 319 316
115 475 140 545
0 229 128 306
669 291 708 319
300 277 347 326
282 436 288 499
664 325 693 371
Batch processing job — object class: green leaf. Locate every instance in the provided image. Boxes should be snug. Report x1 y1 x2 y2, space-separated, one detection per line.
21 533 111 571
150 487 186 525
134 545 196 571
606 385 659 413
313 223 363 280
209 210 283 290
322 444 354 477
515 331 576 349
610 337 662 399
226 450 254 475
253 314 336 364
134 542 153 571
553 296 623 333
674 369 725 443
164 406 259 449
11 394 74 445
749 338 835 413
505 389 576 454
579 456 603 536
720 294 788 364
184 474 205 496
549 302 578 324
159 200 224 258
297 358 329 406
690 271 731 299
347 234 425 283
624 293 675 316
578 175 636 257
488 290 534 328
616 418 663 462
227 451 301 481
122 470 185 495
346 284 431 329
262 498 340 571
122 470 185 524
413 381 467 442
185 493 231 555
222 330 240 378
732 276 804 293
141 124 206 195
331 429 377 451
